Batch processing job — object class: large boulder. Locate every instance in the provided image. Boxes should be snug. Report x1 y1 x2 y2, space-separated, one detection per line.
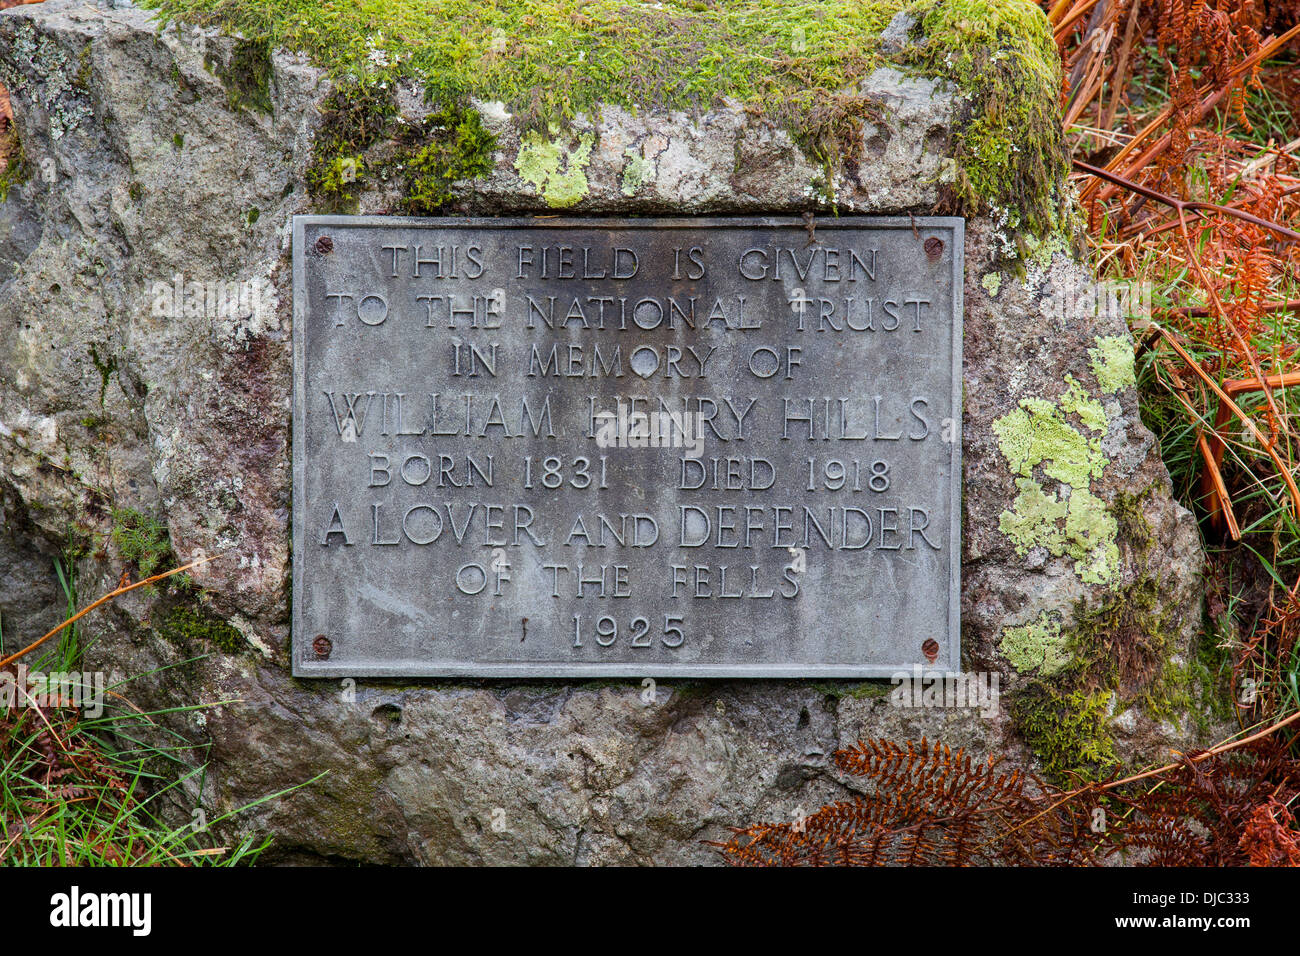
0 0 1207 864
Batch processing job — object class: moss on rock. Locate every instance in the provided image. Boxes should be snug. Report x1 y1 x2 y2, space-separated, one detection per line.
158 604 245 655
207 37 273 115
1009 489 1199 782
0 135 28 203
144 0 1068 225
1012 681 1117 781
912 0 1068 233
398 104 497 214
304 78 397 211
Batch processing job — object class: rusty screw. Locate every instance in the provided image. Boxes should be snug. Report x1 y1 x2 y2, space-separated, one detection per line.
312 634 332 659
921 638 940 663
315 235 334 255
923 236 944 261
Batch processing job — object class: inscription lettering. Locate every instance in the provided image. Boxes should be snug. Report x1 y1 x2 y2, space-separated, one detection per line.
294 217 962 677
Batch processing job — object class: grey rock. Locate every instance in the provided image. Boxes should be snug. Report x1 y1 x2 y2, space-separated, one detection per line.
878 12 918 55
0 0 1208 865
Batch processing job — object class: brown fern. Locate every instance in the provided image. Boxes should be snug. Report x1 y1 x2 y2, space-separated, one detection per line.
714 737 1300 866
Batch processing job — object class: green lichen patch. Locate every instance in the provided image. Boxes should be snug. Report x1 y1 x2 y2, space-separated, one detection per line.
1001 611 1071 675
980 271 1001 298
993 377 1108 488
1 22 94 139
206 37 274 115
992 375 1119 585
620 146 651 197
1089 334 1137 394
143 0 1067 223
514 124 593 208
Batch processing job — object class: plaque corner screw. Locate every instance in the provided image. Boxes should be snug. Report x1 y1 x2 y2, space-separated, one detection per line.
923 236 944 261
314 235 334 255
312 634 333 659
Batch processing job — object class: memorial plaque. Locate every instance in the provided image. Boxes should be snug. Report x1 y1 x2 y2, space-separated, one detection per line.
292 216 962 677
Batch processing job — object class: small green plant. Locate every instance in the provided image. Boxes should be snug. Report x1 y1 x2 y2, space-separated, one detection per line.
0 136 28 203
304 78 397 211
110 508 172 578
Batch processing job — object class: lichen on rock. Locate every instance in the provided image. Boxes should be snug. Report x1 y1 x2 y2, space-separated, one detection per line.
1089 334 1138 394
514 124 593 208
992 374 1120 586
1001 611 1071 675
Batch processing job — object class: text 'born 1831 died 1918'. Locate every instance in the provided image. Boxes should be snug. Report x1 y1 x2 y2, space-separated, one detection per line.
291 216 963 677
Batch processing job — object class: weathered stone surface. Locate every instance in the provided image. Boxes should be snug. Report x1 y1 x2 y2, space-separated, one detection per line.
0 0 1207 864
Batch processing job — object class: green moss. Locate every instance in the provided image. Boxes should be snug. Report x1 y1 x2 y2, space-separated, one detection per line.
1013 682 1117 781
110 508 172 578
87 343 117 406
1189 626 1238 729
914 0 1068 233
811 681 894 702
1074 577 1176 695
74 42 93 90
143 0 1067 224
1008 487 1199 781
158 604 245 655
398 104 498 213
514 124 593 208
304 78 397 212
0 137 28 203
1089 334 1137 394
207 37 273 115
1001 611 1071 675
1011 579 1169 782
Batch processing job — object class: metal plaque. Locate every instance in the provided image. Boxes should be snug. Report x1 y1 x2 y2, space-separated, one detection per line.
292 216 963 677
